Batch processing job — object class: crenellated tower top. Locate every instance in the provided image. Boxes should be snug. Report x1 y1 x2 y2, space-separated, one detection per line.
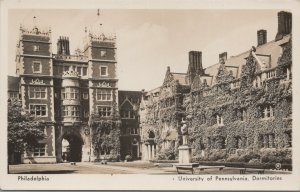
19 24 51 37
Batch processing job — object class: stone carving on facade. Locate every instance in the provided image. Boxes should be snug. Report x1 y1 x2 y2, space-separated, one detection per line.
63 70 79 78
30 78 46 85
20 25 51 36
215 64 235 84
88 32 116 42
97 81 111 88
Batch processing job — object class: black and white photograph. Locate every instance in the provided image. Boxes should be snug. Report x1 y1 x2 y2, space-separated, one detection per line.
1 0 300 191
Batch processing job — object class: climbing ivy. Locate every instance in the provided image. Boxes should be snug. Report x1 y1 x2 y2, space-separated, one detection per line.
187 40 292 163
89 113 121 160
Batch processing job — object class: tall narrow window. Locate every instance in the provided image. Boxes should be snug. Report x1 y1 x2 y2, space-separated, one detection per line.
82 67 87 76
100 66 108 76
200 114 206 124
259 134 275 148
100 50 107 57
285 131 292 147
76 67 82 75
217 115 224 126
33 61 41 73
261 105 274 119
33 45 40 52
82 92 88 99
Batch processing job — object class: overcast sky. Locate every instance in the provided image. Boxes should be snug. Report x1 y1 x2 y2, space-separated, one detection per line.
8 9 279 91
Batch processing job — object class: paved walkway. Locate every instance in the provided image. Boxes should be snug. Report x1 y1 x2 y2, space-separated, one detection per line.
8 162 177 174
8 162 291 175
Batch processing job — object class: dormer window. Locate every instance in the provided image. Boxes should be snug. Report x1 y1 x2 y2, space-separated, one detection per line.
217 115 224 126
261 105 274 119
236 108 247 121
231 81 240 90
253 75 262 88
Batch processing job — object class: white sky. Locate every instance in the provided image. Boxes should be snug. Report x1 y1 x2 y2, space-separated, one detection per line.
8 9 279 91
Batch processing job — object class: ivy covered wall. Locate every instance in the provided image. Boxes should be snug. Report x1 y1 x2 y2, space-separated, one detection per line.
186 40 292 163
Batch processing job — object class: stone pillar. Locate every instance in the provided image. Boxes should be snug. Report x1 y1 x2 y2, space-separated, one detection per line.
148 145 152 160
137 143 140 158
178 145 192 163
151 145 155 159
144 144 148 160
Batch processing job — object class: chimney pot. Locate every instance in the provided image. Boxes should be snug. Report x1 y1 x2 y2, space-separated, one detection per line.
57 36 70 55
275 11 292 41
257 29 267 46
219 52 227 64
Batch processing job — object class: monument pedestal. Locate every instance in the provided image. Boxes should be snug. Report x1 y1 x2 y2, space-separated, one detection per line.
178 145 192 163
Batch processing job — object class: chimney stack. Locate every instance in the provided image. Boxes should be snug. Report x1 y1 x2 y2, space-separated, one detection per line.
57 36 70 55
275 11 292 41
257 29 267 46
189 51 203 75
219 52 227 64
187 51 204 84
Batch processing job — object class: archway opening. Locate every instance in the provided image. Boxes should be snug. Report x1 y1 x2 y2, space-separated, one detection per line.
148 131 155 139
62 134 83 162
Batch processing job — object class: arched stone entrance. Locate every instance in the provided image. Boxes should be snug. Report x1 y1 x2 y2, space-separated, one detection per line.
62 134 83 162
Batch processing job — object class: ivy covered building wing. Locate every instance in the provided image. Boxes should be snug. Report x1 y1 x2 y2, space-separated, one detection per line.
139 11 292 163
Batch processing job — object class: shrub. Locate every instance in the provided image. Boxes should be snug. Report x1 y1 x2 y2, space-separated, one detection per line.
227 154 240 162
260 148 292 164
125 155 132 161
156 147 176 160
226 149 260 162
107 154 120 162
207 149 227 161
248 158 260 164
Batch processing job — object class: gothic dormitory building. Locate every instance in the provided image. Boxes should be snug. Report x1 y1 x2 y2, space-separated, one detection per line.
8 11 292 164
139 11 292 163
8 23 141 163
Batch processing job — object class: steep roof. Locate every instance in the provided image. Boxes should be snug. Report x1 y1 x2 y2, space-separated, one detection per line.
171 72 188 85
202 34 291 86
118 90 142 109
7 76 19 92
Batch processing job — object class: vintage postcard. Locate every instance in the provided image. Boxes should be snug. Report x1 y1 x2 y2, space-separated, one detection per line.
0 0 300 190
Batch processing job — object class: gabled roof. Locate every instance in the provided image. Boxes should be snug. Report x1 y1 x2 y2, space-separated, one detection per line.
118 90 142 108
202 34 291 86
7 76 19 92
171 73 188 85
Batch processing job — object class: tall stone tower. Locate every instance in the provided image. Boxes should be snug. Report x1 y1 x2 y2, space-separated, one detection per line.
82 32 119 161
15 25 56 163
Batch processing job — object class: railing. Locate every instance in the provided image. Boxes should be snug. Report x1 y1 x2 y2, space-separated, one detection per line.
63 70 80 78
53 54 88 62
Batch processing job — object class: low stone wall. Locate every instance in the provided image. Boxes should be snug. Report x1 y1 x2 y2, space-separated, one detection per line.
22 156 57 164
